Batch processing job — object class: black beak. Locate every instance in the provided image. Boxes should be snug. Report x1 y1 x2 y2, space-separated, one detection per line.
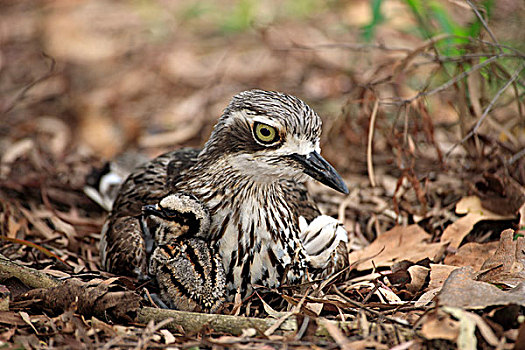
290 151 348 194
142 204 164 218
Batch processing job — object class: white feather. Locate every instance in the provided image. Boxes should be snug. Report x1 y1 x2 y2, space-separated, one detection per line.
299 214 348 269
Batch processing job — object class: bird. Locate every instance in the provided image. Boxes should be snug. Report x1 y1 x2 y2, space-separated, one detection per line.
149 237 225 312
143 193 226 312
98 89 349 309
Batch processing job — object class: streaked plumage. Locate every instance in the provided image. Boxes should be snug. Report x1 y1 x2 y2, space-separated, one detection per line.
143 193 225 312
99 149 199 278
99 89 349 309
149 238 225 312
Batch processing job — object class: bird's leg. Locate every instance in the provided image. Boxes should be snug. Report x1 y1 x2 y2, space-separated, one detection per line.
145 292 170 309
139 214 156 255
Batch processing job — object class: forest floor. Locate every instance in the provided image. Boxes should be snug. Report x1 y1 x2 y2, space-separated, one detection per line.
1 0 524 349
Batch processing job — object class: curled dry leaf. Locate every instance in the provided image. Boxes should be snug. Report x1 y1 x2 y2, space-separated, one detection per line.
478 229 525 286
471 173 525 216
406 265 430 294
437 266 525 309
348 224 446 271
386 260 430 295
420 308 459 341
441 196 515 249
444 241 499 271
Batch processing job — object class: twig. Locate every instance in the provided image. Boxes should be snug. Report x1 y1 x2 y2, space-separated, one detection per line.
381 54 502 106
0 255 364 337
0 254 59 289
465 0 501 51
412 53 521 67
367 100 379 187
392 33 451 78
508 148 525 166
1 54 56 117
277 42 414 53
445 63 525 157
332 286 411 328
138 307 350 337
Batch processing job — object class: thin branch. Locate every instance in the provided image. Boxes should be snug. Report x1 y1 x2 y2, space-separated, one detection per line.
332 286 411 327
1 54 56 117
455 36 525 57
508 148 525 166
0 255 383 337
413 53 522 67
0 254 59 289
445 63 525 157
367 100 379 187
381 54 502 106
465 0 501 52
276 42 414 53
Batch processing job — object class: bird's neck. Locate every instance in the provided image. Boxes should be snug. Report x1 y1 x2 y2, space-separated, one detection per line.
183 157 295 226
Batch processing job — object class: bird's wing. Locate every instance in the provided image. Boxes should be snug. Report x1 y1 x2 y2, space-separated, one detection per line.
84 151 150 211
284 181 322 223
111 148 200 218
101 148 200 277
166 148 201 188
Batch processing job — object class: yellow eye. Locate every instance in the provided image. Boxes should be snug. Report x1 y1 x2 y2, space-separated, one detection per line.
254 122 279 145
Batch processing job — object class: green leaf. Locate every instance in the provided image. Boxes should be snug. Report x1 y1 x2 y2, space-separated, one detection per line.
221 0 257 33
361 0 384 42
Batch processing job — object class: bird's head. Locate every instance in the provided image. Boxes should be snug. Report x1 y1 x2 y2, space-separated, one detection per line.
201 90 348 194
142 193 210 239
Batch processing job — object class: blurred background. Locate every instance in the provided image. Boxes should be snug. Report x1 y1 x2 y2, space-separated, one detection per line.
1 0 521 161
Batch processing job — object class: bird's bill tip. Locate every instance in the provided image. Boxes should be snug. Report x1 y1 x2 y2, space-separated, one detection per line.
142 203 162 216
291 152 349 194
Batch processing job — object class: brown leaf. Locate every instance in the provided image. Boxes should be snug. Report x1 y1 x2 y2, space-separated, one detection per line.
420 308 459 341
441 196 514 249
437 266 525 309
0 311 26 326
444 241 499 270
428 264 459 290
478 229 525 286
471 173 525 216
348 225 446 271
